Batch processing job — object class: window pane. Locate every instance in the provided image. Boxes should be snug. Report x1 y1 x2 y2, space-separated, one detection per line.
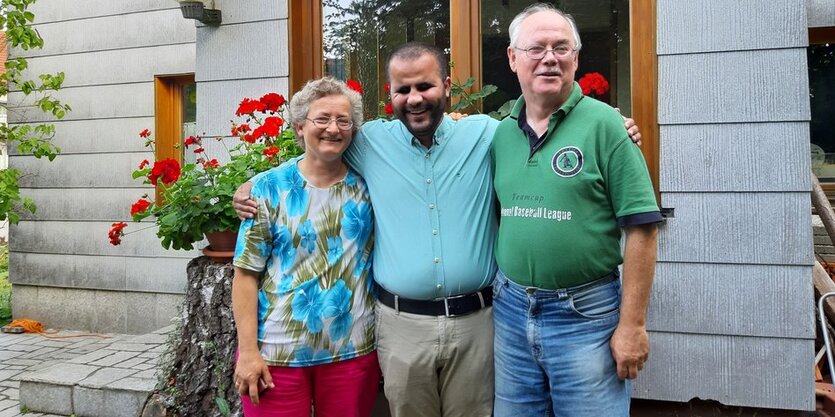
181 81 199 164
323 0 450 119
810 42 835 181
481 0 630 114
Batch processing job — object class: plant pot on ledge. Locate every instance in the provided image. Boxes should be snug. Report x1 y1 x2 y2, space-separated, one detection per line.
203 230 238 263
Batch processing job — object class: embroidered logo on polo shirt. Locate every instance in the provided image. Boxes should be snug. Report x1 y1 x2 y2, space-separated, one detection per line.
551 146 583 177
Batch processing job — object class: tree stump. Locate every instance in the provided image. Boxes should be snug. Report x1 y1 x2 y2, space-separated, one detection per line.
146 257 242 417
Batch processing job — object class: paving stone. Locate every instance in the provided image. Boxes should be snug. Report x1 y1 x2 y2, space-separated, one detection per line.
90 351 140 367
74 385 151 417
0 406 21 417
132 361 157 371
67 345 101 354
19 347 58 359
3 344 42 353
0 351 23 361
4 359 39 367
79 367 138 389
31 340 72 349
107 376 156 392
114 357 147 369
0 374 20 386
0 381 19 389
0 399 14 410
132 369 158 379
68 349 112 364
138 352 159 359
127 333 168 345
105 342 154 353
17 381 72 416
19 363 98 385
2 389 17 402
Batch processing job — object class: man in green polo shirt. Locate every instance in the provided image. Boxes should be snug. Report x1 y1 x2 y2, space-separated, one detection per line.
491 4 661 417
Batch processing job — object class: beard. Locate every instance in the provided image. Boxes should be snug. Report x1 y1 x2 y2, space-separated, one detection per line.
394 97 447 141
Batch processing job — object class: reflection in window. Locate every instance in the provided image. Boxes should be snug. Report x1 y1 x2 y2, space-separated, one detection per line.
322 0 450 119
481 0 630 114
810 41 835 181
181 82 198 163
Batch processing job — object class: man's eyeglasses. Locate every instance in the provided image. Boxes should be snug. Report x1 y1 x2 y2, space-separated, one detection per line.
306 117 354 131
515 45 576 60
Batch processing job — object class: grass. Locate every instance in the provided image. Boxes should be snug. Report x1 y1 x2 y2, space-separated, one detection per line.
0 244 10 327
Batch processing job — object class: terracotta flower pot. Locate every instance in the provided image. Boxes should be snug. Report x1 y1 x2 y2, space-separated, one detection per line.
203 230 238 263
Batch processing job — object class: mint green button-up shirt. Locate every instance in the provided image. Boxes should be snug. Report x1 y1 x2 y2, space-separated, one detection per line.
344 115 498 300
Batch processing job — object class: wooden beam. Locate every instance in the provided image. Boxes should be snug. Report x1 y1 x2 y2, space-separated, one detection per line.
810 26 835 44
289 0 323 95
630 0 659 201
450 0 481 111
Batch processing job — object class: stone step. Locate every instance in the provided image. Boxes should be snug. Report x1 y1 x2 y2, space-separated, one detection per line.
17 326 171 417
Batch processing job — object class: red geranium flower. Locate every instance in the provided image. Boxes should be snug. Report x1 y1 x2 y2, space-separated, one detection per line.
139 129 151 138
203 158 220 169
108 222 128 246
130 199 151 216
263 146 280 159
193 147 205 154
236 98 267 116
138 159 150 169
183 136 200 148
241 134 255 144
260 93 287 113
231 123 253 136
346 79 364 94
578 72 610 97
252 117 284 140
384 83 390 92
384 102 394 115
148 159 181 185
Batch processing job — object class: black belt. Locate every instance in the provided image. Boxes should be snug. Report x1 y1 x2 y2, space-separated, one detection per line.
375 285 493 317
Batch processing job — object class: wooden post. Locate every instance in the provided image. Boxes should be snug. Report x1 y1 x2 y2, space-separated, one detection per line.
812 173 835 247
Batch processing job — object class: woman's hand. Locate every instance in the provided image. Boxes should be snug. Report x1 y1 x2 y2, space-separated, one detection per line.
234 350 274 405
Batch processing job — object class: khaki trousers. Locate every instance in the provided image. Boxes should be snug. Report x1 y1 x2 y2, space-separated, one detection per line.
375 300 494 417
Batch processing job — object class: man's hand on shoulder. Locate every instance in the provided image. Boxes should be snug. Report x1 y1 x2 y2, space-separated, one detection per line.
233 181 257 219
616 108 642 147
610 323 649 380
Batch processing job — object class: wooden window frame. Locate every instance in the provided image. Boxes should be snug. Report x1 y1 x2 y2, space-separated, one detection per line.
809 26 835 195
289 1 659 193
154 74 195 198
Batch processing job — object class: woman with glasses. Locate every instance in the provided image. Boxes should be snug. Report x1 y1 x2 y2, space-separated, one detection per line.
232 77 378 417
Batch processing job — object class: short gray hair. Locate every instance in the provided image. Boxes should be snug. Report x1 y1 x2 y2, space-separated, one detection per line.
288 77 364 135
508 3 582 51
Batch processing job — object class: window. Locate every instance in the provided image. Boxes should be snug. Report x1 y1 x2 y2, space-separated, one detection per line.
154 74 196 197
809 27 835 195
289 0 658 192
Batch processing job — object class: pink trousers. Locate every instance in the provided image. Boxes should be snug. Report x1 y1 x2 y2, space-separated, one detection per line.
240 351 381 417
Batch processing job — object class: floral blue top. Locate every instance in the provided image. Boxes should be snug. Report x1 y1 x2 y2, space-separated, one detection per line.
233 157 375 367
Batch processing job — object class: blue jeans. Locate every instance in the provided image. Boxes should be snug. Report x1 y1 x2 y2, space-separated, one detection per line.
493 269 630 417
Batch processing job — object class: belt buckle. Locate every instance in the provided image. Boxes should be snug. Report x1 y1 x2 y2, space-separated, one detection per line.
442 290 486 317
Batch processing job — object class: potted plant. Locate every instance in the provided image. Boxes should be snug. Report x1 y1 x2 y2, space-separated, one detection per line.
108 92 303 255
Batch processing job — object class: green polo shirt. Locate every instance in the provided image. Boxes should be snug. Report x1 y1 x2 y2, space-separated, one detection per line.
491 83 660 289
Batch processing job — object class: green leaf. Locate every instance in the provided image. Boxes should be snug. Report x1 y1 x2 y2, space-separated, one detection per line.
215 397 231 416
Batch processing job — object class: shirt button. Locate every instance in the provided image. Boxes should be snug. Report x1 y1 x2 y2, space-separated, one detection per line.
433 257 440 263
432 229 438 235
426 178 432 184
429 204 435 209
436 284 443 289
425 153 430 159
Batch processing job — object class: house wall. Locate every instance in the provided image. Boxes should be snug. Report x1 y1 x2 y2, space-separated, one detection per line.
194 0 289 138
8 0 198 333
634 0 815 411
809 0 835 27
